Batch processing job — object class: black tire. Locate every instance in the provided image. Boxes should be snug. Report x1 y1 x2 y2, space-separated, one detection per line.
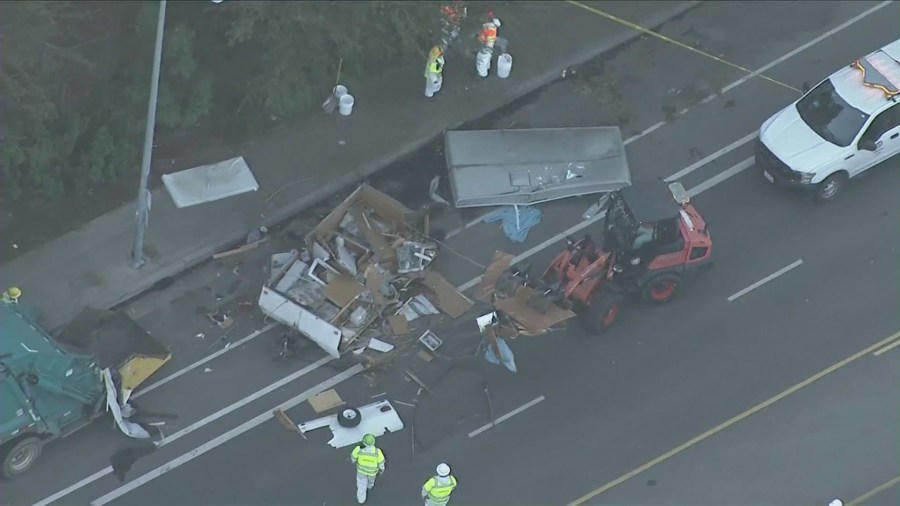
814 172 847 203
337 407 362 428
641 273 682 304
582 290 623 335
2 437 43 479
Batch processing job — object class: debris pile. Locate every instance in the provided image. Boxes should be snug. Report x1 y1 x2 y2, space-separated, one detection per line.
258 185 473 358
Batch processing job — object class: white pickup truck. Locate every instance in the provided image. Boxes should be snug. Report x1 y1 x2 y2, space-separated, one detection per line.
756 38 900 202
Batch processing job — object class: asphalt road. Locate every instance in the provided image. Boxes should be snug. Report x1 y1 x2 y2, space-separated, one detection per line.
9 2 899 505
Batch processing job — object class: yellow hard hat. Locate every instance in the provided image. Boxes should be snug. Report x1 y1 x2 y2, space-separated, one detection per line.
5 286 21 299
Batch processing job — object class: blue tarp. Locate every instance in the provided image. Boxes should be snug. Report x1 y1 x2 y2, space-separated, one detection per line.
484 337 517 373
482 206 542 243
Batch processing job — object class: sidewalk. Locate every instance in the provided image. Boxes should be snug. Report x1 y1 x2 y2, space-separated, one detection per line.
0 1 699 331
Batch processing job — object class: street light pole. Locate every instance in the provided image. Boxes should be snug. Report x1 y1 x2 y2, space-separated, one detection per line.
130 0 168 268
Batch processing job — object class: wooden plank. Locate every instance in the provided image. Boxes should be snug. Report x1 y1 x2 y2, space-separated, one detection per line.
213 238 267 259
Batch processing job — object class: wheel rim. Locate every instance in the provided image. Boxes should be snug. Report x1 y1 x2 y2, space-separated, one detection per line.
342 409 358 420
650 280 675 301
10 444 38 473
821 178 839 199
601 302 619 327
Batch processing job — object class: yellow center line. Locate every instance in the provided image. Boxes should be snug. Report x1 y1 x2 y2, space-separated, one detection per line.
567 330 900 505
565 0 802 94
847 474 900 506
873 336 900 356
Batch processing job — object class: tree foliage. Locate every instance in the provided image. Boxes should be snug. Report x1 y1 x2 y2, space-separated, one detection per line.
0 0 445 200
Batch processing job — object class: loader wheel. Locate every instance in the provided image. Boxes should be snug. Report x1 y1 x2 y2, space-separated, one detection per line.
582 290 622 335
337 407 362 428
642 273 682 303
2 437 43 479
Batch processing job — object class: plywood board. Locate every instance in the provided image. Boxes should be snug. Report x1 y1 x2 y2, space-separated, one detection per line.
493 285 575 334
324 275 366 308
475 250 515 303
388 315 410 335
419 271 473 318
308 389 345 413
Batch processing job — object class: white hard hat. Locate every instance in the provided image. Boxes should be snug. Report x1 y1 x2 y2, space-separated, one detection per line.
493 18 501 27
436 463 451 476
828 500 843 506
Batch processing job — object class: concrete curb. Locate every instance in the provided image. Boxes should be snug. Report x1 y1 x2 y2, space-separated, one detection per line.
108 1 702 314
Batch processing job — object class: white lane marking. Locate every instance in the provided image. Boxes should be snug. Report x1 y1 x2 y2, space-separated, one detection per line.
721 1 895 94
34 355 333 506
90 364 365 506
666 134 756 183
134 322 278 399
623 1 894 145
727 259 804 302
686 157 754 197
873 337 900 356
468 396 546 438
441 1 891 240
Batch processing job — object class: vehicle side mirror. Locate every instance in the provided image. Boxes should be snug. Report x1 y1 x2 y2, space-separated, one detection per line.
801 81 810 94
859 138 877 151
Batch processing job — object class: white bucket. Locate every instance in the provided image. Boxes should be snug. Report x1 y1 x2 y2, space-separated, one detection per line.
497 53 513 79
334 85 348 99
339 94 355 116
475 51 491 77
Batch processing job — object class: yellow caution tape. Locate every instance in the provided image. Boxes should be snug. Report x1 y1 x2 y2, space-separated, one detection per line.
566 1 801 94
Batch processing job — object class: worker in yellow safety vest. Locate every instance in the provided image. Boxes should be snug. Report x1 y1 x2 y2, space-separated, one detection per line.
422 463 458 506
2 286 21 304
350 433 385 504
425 45 445 98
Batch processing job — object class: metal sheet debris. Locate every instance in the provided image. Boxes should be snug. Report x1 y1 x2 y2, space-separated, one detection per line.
445 128 632 208
163 156 260 208
298 400 404 448
367 337 395 353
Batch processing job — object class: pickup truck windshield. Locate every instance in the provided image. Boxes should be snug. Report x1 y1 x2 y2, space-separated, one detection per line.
796 79 869 147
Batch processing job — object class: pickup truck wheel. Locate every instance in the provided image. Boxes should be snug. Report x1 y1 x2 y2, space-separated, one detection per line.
337 407 362 428
815 172 846 202
3 437 43 479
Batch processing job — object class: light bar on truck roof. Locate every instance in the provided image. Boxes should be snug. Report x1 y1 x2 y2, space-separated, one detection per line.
850 57 899 99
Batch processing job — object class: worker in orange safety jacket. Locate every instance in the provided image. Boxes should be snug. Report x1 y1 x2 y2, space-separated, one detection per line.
475 13 501 77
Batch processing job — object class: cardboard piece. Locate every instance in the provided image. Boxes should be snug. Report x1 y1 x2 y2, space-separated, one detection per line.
308 389 345 413
388 315 410 335
493 285 575 335
417 349 435 362
419 271 473 318
476 250 515 303
324 275 366 308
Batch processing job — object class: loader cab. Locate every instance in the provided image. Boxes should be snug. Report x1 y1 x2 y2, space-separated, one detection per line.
604 180 684 262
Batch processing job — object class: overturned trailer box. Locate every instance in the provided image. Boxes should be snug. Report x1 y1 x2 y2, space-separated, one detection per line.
259 185 472 358
444 127 632 208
